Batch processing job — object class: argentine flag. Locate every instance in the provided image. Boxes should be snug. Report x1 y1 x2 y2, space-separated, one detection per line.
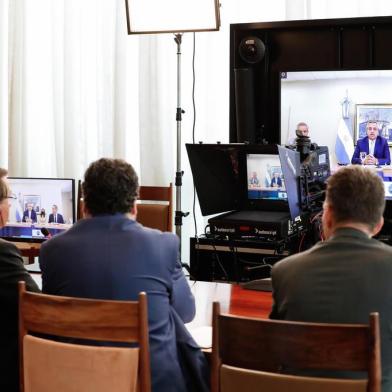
335 118 354 164
264 165 272 187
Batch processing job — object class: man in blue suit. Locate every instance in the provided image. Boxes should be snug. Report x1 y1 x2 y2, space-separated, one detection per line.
270 172 283 188
40 158 208 392
48 204 65 224
22 203 37 223
352 120 391 165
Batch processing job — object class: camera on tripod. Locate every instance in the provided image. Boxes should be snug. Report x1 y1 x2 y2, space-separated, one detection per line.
283 132 330 214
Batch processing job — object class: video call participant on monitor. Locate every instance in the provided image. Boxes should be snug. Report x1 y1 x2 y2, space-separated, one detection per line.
270 171 283 188
352 120 391 165
270 166 392 391
0 173 40 392
22 203 37 223
39 158 208 392
249 171 260 186
48 204 64 224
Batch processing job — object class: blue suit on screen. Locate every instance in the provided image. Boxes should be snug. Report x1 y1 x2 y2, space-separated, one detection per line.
352 135 391 165
22 209 37 223
39 215 209 392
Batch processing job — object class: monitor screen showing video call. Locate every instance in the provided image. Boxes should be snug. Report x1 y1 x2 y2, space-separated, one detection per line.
280 69 392 169
0 177 75 242
246 154 287 201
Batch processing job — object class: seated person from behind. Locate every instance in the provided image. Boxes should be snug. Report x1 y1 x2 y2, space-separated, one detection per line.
22 203 37 223
0 172 40 391
270 166 392 390
39 158 209 392
48 204 64 224
249 171 260 187
352 120 391 165
270 172 282 188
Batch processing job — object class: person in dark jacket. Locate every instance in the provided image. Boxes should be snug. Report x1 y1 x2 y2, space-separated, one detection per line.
40 158 208 392
0 171 40 391
271 165 392 392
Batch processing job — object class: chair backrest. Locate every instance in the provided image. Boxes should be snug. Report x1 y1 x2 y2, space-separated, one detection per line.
18 282 151 392
211 301 381 392
137 183 173 232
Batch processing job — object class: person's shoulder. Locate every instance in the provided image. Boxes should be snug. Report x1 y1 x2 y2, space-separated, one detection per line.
377 135 388 143
0 238 18 251
0 238 22 260
370 237 392 253
40 223 78 250
137 224 178 244
272 247 315 274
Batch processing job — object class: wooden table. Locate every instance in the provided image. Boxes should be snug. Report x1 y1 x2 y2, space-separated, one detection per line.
229 284 273 319
187 281 273 348
13 242 41 264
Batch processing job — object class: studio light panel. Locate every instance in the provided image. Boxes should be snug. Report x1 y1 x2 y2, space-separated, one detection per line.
125 0 220 34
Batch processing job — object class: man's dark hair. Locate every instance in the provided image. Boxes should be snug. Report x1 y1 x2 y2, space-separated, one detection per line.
326 166 385 229
82 158 139 216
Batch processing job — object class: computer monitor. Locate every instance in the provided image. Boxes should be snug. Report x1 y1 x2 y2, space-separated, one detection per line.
246 153 287 201
0 177 75 242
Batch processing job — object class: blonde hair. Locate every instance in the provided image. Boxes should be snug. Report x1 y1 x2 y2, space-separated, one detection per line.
0 178 8 202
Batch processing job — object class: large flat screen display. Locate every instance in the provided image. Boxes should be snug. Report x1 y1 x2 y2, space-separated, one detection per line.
280 70 392 168
0 177 75 242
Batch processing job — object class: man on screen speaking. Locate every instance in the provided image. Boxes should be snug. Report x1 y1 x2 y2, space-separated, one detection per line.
352 120 391 165
48 204 64 224
22 203 37 223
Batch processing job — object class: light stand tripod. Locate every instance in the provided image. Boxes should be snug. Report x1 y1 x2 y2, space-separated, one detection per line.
124 0 220 268
174 33 189 257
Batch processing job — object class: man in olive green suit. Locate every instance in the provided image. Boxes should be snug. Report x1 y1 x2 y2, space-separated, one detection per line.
270 166 392 392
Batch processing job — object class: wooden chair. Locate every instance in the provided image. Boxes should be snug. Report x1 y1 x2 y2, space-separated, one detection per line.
211 301 381 392
18 281 151 392
137 183 173 232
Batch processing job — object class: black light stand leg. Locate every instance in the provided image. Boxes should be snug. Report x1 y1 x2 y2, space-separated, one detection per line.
174 33 189 267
